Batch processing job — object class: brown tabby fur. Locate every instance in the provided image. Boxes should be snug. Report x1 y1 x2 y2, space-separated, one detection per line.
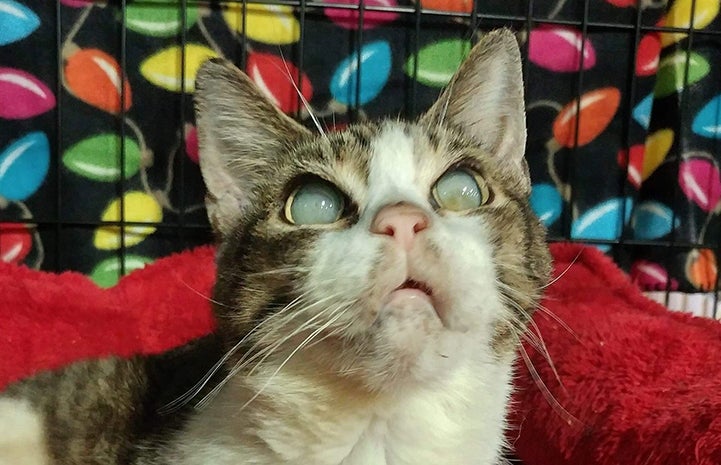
0 29 551 465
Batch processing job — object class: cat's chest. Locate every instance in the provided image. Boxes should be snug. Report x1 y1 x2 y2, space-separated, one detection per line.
295 385 506 465
328 404 488 465
266 397 466 465
176 362 512 465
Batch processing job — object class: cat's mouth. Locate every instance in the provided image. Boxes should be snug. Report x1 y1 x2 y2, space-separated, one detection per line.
385 277 444 322
397 279 433 296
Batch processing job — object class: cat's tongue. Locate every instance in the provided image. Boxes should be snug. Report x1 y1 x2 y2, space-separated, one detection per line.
389 288 433 304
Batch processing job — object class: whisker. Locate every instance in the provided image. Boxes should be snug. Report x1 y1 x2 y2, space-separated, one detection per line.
160 293 310 413
438 82 453 128
502 306 548 358
308 309 358 347
194 301 321 409
522 312 566 395
539 250 582 291
498 292 564 392
194 293 351 409
237 306 348 412
276 48 327 140
532 302 579 340
244 266 312 278
244 299 350 378
518 343 579 426
495 279 577 339
179 279 233 310
258 304 348 375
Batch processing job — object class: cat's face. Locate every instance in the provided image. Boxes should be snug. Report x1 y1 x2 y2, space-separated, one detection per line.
194 29 551 393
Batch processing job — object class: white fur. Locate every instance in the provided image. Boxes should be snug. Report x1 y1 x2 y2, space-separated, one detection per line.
169 122 513 465
170 357 512 465
0 399 49 465
364 125 428 216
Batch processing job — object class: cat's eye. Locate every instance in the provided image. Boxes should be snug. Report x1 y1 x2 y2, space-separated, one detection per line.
285 180 345 225
432 168 491 211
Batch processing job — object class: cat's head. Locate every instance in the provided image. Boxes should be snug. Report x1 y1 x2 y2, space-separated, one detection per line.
194 29 551 393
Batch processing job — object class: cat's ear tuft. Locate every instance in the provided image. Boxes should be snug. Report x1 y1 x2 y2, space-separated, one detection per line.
194 58 311 236
421 29 530 192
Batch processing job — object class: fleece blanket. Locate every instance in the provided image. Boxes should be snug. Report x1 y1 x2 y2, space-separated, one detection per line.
512 243 721 465
1 243 721 465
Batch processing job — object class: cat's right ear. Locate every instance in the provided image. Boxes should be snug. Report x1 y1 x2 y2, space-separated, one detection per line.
420 29 530 193
194 58 311 237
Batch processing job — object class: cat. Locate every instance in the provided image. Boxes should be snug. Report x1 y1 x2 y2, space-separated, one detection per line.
0 28 550 465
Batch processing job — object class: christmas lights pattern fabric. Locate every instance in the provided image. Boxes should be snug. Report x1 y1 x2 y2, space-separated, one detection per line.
0 0 719 294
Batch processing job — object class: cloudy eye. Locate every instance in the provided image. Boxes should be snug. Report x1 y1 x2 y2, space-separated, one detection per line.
432 168 491 211
285 180 345 225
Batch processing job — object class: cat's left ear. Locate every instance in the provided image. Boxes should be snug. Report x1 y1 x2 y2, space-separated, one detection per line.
421 29 530 193
194 58 311 237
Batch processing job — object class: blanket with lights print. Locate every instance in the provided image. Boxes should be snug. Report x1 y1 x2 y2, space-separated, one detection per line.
0 0 720 294
0 0 721 291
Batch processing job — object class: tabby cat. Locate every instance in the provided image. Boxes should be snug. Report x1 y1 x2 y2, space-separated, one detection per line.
0 28 551 465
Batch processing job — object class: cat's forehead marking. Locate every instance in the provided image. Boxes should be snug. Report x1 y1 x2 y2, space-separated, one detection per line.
366 122 427 212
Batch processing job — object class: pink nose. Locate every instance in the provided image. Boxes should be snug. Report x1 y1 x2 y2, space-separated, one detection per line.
370 203 430 250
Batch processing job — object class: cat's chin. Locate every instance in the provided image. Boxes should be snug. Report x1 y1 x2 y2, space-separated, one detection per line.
370 286 446 366
381 288 439 323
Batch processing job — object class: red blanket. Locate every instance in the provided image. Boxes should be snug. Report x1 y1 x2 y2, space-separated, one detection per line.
2 243 720 465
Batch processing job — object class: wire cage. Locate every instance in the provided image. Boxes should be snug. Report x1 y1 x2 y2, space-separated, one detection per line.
0 0 719 315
